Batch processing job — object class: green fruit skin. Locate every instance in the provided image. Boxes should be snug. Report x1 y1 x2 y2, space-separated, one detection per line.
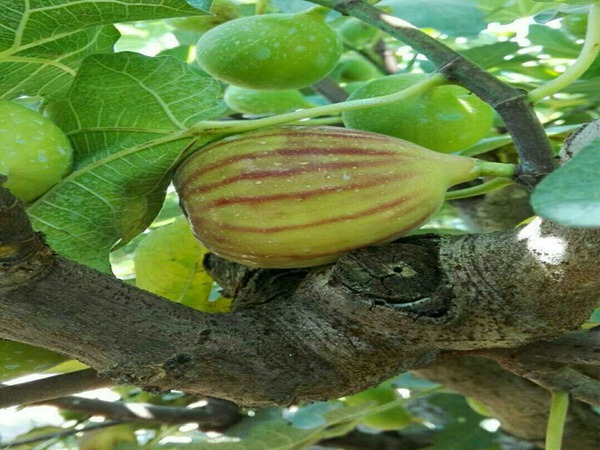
224 85 315 115
333 16 379 48
330 53 383 83
0 340 67 382
0 101 73 202
196 9 343 90
174 126 479 268
342 73 495 153
344 386 413 430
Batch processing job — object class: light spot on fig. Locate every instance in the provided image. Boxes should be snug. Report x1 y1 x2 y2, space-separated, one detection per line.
255 47 271 60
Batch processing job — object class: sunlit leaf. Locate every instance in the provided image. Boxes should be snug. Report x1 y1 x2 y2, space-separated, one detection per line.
134 217 231 313
527 24 581 58
386 0 486 36
0 0 208 100
27 52 227 272
532 136 600 226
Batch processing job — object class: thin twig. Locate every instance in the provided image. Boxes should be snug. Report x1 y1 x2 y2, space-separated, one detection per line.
0 369 112 408
0 420 124 449
36 396 241 431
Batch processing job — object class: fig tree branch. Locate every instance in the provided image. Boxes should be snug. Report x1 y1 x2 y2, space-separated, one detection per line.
0 369 112 408
36 396 241 430
307 0 557 188
2 185 600 449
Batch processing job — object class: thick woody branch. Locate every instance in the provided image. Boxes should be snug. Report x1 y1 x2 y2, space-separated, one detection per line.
1 186 600 450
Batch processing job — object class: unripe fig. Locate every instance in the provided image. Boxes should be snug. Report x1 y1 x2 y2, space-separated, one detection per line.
0 100 73 202
224 85 315 116
196 8 343 90
174 126 489 268
330 53 383 83
343 73 495 153
332 16 379 48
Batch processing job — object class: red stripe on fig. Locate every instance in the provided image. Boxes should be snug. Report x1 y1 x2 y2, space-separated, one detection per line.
174 126 480 268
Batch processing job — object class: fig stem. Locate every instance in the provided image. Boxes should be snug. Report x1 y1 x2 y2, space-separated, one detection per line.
529 4 600 103
545 391 569 450
255 0 269 15
473 160 517 179
190 73 447 135
444 178 514 201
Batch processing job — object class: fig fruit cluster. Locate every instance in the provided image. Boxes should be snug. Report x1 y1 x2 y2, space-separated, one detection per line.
174 126 484 268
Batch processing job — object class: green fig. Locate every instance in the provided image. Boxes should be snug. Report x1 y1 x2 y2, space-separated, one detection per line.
0 100 72 202
342 73 495 153
196 8 342 90
224 85 315 115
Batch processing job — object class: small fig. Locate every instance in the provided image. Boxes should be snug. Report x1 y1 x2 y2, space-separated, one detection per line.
332 16 379 48
330 53 383 83
224 85 315 116
174 126 490 268
342 73 495 153
196 8 342 90
0 100 73 202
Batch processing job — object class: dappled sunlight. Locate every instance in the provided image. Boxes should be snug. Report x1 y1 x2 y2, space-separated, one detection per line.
517 218 567 265
378 13 417 29
125 402 156 419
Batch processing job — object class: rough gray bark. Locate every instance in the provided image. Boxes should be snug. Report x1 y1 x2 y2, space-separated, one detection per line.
2 187 600 447
414 355 600 450
1 210 598 404
452 184 534 233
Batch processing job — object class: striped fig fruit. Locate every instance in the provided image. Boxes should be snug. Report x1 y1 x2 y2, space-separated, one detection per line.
174 126 482 268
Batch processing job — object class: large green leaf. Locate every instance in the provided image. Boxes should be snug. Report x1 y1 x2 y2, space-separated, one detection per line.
532 133 600 227
527 24 581 58
383 0 487 36
28 52 227 272
134 217 231 313
534 0 600 4
167 402 380 449
429 394 499 450
0 0 210 100
476 0 562 23
460 41 521 70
